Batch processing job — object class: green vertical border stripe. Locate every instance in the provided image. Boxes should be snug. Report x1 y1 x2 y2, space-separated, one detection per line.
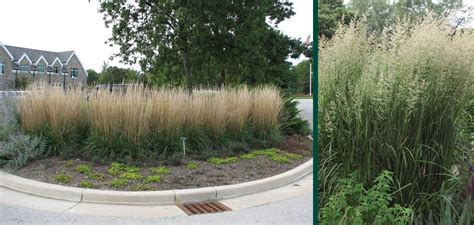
313 0 318 224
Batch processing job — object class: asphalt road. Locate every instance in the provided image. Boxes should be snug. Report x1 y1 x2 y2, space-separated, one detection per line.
0 193 313 225
296 99 313 133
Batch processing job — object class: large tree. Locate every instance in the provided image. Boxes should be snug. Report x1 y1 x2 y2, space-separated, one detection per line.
318 0 355 38
99 0 304 89
349 0 464 33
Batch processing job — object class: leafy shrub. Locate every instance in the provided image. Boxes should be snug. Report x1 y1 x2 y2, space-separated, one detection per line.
79 181 93 188
207 157 239 165
150 166 170 175
144 175 162 183
320 171 412 224
185 162 198 170
0 134 46 171
110 178 128 188
240 153 256 160
55 172 71 184
119 172 143 180
75 165 92 174
280 93 310 136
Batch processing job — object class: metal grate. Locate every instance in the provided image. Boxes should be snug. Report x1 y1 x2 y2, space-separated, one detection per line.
177 201 232 215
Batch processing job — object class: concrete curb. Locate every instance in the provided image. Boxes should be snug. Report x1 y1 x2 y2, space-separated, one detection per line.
0 159 312 205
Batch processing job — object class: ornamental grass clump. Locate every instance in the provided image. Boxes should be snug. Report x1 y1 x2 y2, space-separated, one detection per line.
18 83 88 155
17 84 287 162
318 18 474 223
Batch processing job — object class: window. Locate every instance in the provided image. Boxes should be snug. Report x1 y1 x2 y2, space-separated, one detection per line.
71 68 79 78
0 62 4 75
54 66 59 74
21 63 29 72
38 64 45 73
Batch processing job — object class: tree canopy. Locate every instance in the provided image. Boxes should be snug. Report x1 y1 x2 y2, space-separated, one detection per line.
319 0 465 38
99 0 307 90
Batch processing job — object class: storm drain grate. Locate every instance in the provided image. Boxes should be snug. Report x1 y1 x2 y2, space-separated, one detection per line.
177 201 232 215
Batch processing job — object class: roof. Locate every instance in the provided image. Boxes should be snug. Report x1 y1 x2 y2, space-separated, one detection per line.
4 45 74 65
1 42 88 76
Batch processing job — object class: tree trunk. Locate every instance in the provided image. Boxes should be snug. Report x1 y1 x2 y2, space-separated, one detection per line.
219 68 226 87
182 50 193 93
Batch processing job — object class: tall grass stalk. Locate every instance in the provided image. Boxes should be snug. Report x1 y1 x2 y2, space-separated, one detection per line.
318 18 474 221
19 83 87 154
18 84 284 161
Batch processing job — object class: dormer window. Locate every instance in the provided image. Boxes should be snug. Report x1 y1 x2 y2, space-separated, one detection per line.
20 63 29 72
54 66 59 73
38 64 45 73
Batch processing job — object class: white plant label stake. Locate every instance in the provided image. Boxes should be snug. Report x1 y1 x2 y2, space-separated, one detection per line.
181 137 187 160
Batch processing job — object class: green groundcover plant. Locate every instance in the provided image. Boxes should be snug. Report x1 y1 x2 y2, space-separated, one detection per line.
321 171 412 225
318 17 473 224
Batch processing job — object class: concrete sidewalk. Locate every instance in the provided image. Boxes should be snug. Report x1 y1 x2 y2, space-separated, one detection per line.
0 174 313 224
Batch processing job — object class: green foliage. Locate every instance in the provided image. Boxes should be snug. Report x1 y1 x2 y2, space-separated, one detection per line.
318 0 355 38
240 153 256 160
125 166 140 173
144 175 162 184
75 165 92 174
110 178 128 188
293 60 311 94
86 69 99 85
253 148 279 157
185 162 198 170
55 172 71 184
99 1 304 89
88 173 104 180
119 172 143 180
348 0 464 34
0 134 46 171
150 166 170 175
320 171 412 225
207 157 239 165
286 153 303 160
13 78 30 90
280 93 310 136
97 66 139 84
79 181 93 188
270 155 290 164
107 162 127 176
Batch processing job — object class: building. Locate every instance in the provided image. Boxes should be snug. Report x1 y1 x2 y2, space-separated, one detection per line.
0 42 87 90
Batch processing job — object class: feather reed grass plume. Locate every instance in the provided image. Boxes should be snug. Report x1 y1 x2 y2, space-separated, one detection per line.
17 83 284 160
318 18 474 221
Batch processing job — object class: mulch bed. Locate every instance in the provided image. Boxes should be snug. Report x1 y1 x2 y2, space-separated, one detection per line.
12 135 313 191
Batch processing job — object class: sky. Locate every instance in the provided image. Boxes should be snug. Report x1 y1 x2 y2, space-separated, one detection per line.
0 0 312 72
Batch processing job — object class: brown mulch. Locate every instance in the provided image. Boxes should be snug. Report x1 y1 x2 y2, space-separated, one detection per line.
13 135 313 191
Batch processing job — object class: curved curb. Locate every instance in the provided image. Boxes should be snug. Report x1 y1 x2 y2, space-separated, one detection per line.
0 159 312 205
